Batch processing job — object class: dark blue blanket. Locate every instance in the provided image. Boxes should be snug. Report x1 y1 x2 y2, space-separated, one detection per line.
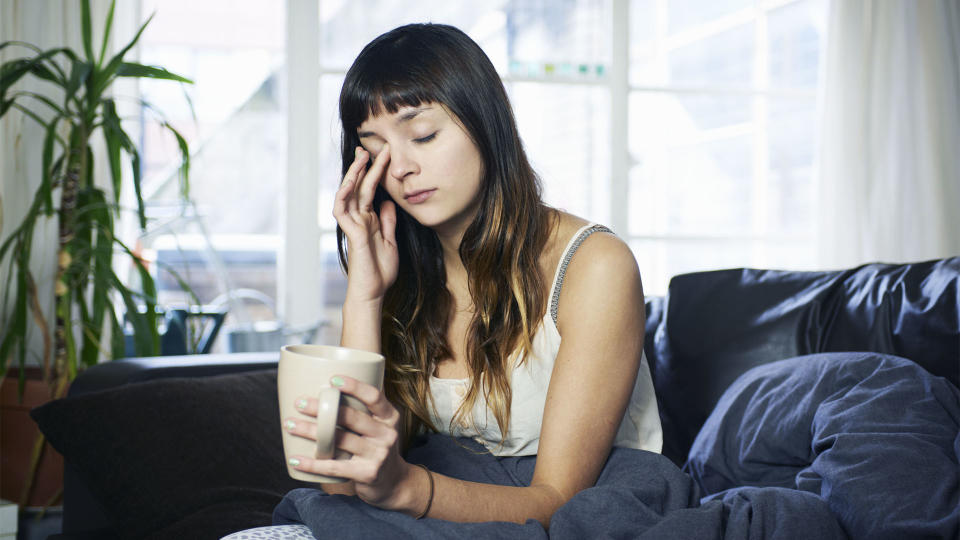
275 353 959 539
685 352 960 540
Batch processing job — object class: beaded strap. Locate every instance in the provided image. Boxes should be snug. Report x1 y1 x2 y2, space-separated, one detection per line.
549 224 612 325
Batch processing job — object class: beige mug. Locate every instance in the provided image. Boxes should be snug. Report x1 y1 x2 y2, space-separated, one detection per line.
278 344 385 483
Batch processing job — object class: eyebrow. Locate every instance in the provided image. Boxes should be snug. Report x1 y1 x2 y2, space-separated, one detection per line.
357 106 433 138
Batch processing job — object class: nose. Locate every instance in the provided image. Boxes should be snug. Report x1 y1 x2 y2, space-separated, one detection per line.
388 146 418 181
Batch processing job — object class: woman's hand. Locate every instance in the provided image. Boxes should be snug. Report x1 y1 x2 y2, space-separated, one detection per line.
334 145 399 303
284 375 421 512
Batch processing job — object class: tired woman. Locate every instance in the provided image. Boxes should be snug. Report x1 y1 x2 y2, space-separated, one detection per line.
224 22 660 539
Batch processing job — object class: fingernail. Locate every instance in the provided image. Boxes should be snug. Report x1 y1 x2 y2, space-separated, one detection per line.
296 398 308 410
284 420 296 431
331 376 345 388
288 458 301 467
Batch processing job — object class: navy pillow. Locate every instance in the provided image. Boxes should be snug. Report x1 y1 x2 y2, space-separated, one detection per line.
31 369 311 539
685 353 960 540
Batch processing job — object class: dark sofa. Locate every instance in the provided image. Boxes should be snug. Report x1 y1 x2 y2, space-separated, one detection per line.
33 257 960 539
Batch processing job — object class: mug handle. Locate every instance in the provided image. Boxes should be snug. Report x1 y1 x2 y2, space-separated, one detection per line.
314 386 341 460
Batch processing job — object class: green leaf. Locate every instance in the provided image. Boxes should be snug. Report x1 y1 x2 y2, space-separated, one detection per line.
81 0 95 62
164 122 191 199
108 303 125 359
67 59 92 95
100 99 123 206
85 144 94 193
92 11 156 99
0 280 24 377
27 62 61 85
1 98 13 116
118 136 146 230
8 102 49 128
74 277 99 369
0 47 75 91
110 272 158 357
9 91 66 116
4 246 31 382
116 62 192 84
112 237 160 356
57 287 78 380
98 0 117 67
0 55 56 96
86 189 114 366
41 116 63 215
100 107 145 227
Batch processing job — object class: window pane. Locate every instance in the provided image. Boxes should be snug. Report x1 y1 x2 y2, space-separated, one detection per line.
319 1 497 70
628 92 753 152
319 75 346 231
318 232 347 345
631 136 756 237
669 22 754 87
666 0 753 35
629 92 755 236
666 136 754 235
509 83 611 221
768 0 828 90
503 0 611 77
136 0 286 352
320 0 611 75
767 98 817 236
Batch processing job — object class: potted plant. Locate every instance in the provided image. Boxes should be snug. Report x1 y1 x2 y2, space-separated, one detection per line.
0 0 192 506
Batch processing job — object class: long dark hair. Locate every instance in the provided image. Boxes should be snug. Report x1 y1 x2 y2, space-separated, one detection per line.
337 23 553 447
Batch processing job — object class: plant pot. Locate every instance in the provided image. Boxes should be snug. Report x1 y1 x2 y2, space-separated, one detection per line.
0 368 64 507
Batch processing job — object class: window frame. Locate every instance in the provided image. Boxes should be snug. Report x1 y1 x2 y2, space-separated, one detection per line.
284 0 821 327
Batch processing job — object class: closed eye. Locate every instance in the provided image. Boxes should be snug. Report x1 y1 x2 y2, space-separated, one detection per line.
414 132 437 144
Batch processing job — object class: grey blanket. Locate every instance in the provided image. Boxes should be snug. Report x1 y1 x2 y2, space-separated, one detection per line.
274 431 843 539
275 352 960 539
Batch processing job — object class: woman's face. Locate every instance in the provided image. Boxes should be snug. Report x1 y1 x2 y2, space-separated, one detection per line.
357 102 484 238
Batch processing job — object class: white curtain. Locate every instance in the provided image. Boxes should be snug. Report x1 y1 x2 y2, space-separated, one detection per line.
815 0 960 269
0 0 135 363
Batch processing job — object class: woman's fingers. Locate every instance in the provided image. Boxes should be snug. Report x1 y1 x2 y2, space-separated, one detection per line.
282 417 379 454
337 404 396 443
287 453 383 485
283 416 319 441
356 144 390 213
292 396 319 417
379 199 397 247
288 392 393 439
334 148 369 229
332 375 399 422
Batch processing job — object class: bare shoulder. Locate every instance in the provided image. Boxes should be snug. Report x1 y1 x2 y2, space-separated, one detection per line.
551 211 639 282
550 212 644 331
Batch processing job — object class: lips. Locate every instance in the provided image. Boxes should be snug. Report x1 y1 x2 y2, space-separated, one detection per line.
403 188 436 204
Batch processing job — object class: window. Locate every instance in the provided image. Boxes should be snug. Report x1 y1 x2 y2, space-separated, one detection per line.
131 0 828 348
131 0 286 349
627 0 827 292
312 0 828 339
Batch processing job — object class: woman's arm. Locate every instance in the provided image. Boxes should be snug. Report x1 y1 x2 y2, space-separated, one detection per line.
289 232 647 526
321 145 398 496
532 231 646 506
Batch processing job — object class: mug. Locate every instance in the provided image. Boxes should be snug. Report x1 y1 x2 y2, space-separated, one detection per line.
278 344 385 483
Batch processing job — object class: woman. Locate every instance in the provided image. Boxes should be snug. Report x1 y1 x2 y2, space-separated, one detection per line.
226 22 661 538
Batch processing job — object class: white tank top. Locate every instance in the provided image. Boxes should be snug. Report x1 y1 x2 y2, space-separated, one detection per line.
428 224 663 456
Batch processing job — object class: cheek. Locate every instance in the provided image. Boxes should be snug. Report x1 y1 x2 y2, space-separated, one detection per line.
380 177 404 201
439 139 484 185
